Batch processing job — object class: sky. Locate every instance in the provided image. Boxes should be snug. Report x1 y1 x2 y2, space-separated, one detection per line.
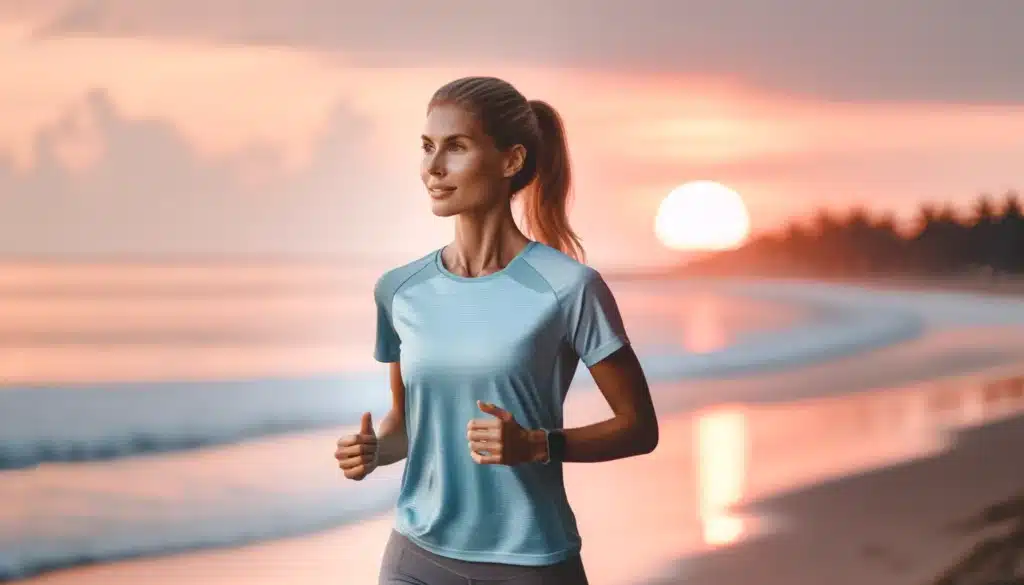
1 1 1023 270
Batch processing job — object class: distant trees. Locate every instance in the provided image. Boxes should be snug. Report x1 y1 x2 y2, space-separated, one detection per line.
681 191 1024 278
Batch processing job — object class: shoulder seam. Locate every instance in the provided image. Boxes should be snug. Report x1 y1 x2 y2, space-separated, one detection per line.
520 256 576 393
385 254 436 315
520 255 560 302
521 256 574 349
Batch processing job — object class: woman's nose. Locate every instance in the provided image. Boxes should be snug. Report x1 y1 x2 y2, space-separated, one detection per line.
428 156 446 177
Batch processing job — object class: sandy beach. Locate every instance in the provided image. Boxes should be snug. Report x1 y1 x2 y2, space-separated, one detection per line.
646 401 1024 585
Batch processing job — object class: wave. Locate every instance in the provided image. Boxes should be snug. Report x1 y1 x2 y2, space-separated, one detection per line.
0 425 408 582
0 372 388 471
638 299 924 379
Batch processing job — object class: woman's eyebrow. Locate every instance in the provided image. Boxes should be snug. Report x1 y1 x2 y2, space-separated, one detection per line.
421 134 473 142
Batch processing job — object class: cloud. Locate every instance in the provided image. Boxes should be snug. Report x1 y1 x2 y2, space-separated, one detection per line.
0 88 439 262
0 0 68 21
26 0 1024 104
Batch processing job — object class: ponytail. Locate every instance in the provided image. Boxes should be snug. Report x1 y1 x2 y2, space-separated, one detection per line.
524 100 585 262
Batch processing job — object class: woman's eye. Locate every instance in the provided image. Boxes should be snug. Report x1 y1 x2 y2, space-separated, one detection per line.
421 143 433 153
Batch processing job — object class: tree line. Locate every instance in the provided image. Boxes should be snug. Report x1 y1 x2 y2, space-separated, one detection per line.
680 191 1024 278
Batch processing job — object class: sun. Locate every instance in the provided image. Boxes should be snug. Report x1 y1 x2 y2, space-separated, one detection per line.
655 181 751 251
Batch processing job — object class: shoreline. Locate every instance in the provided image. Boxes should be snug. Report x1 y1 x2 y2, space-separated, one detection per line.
645 365 1024 585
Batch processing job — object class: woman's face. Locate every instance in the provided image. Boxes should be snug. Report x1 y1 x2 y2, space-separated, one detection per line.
420 103 524 218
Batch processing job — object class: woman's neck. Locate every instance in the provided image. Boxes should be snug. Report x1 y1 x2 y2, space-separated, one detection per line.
445 205 531 278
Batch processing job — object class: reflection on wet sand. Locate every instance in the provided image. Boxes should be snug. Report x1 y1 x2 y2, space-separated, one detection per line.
695 408 748 546
16 365 1024 585
697 365 1024 525
678 364 1024 585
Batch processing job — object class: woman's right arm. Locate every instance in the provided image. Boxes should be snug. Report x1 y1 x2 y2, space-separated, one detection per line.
374 361 408 466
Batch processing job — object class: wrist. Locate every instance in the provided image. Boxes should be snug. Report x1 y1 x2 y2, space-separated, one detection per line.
526 429 550 464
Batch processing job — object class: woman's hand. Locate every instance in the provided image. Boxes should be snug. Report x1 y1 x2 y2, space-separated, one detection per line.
467 400 547 465
335 412 378 480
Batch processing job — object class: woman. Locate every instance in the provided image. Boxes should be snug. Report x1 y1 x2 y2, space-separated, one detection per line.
335 76 659 585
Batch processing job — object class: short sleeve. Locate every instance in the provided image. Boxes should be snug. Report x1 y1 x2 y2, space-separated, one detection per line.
564 270 630 367
373 279 401 363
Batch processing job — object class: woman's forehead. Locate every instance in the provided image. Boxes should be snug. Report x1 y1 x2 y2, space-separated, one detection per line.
423 103 484 139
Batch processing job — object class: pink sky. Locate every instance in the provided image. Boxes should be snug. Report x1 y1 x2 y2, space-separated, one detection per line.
1 2 1023 271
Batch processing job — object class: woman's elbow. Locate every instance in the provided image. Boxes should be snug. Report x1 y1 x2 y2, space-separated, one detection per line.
635 415 659 455
642 427 659 455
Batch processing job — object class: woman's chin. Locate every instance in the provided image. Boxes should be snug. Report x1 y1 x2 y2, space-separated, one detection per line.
429 199 461 217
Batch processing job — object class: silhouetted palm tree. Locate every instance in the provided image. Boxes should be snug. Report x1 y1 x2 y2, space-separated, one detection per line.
677 189 1024 279
970 194 999 271
996 192 1024 272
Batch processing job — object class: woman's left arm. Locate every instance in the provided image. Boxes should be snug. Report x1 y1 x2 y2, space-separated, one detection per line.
469 271 659 467
529 345 658 463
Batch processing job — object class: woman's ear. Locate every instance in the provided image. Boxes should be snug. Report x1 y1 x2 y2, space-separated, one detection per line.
502 144 527 179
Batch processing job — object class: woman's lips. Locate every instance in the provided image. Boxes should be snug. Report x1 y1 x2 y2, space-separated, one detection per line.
429 187 456 199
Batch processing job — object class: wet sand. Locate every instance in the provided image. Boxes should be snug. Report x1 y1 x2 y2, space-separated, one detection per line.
645 411 1024 585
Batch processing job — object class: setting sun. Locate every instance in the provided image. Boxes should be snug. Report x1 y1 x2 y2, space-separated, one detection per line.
655 181 751 251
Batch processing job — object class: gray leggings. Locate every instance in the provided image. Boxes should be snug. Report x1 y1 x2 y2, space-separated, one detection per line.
378 530 589 585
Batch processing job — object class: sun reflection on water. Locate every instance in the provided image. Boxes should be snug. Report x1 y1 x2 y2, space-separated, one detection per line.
695 406 749 547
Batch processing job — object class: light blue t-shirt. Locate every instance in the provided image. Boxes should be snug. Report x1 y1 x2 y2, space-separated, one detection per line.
373 240 630 566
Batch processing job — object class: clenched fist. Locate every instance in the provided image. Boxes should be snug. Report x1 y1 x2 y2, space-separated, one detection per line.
335 412 378 480
467 400 546 466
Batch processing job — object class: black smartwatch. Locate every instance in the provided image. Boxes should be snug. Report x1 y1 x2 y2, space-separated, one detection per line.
543 429 566 464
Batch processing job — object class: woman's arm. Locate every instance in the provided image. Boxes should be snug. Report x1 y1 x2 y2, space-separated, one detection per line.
528 345 659 463
375 361 409 466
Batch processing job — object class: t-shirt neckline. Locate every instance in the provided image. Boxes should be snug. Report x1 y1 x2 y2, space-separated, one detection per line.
434 240 537 282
